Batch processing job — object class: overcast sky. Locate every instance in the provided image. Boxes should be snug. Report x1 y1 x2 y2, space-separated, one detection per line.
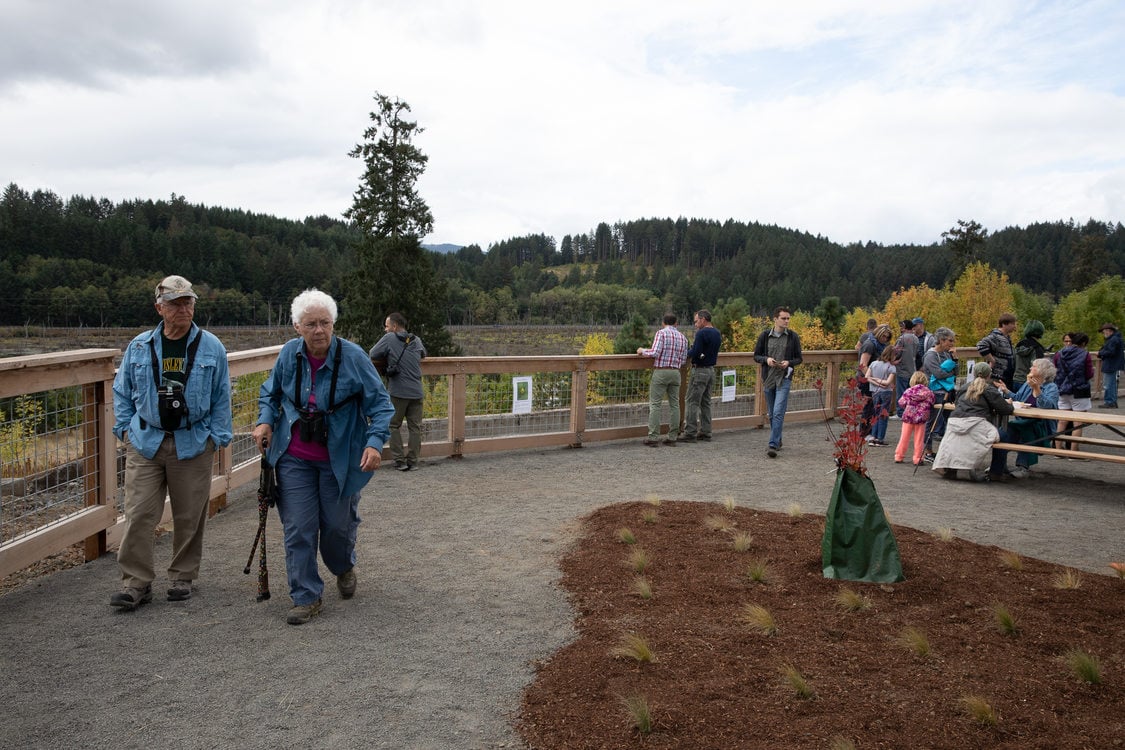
3 0 1124 249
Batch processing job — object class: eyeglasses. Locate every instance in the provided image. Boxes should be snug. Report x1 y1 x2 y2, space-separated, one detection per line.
301 320 334 330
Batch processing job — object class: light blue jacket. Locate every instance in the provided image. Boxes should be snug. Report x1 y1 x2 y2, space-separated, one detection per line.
113 322 233 460
257 336 394 500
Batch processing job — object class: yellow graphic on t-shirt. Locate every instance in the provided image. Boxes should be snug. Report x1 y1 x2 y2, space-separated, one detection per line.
163 357 186 375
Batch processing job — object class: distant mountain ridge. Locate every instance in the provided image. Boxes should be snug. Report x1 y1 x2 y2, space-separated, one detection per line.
423 243 462 254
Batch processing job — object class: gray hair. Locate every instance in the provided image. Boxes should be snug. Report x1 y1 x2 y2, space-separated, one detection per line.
1030 357 1057 382
934 326 955 343
291 289 338 325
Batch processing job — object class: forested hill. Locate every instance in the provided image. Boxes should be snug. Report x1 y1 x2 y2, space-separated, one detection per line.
2 183 1122 326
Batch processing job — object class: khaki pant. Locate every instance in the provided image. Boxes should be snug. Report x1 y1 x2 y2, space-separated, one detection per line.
117 436 214 588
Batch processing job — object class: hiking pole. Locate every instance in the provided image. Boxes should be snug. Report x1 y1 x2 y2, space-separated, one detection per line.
243 454 275 601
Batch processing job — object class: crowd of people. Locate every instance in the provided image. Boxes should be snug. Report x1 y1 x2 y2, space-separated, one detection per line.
842 313 1122 483
109 283 1122 623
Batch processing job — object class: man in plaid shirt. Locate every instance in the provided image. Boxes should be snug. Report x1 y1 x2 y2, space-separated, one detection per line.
637 313 689 445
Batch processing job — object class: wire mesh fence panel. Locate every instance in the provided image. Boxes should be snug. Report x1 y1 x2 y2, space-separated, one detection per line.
230 370 267 469
708 365 760 419
1 388 92 544
584 368 651 430
462 371 574 439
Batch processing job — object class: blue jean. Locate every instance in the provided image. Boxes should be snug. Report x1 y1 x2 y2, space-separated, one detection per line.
276 453 361 605
895 374 911 417
764 377 792 449
871 390 892 441
1105 370 1119 407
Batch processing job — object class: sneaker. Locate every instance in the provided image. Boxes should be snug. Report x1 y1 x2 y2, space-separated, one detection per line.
894 458 903 464
661 439 677 446
1009 466 1030 479
889 415 901 421
697 434 712 441
643 439 660 447
110 585 153 611
923 452 936 464
392 460 406 470
767 446 778 458
679 435 697 443
167 580 192 602
287 598 322 625
337 568 357 599
396 462 415 471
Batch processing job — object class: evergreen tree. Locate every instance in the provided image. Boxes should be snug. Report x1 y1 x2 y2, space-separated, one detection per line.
339 92 458 355
942 219 988 279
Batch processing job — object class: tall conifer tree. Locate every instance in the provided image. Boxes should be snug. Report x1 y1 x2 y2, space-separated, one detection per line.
340 92 458 354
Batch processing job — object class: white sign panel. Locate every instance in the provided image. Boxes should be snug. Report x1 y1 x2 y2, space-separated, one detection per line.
721 369 737 403
512 376 533 414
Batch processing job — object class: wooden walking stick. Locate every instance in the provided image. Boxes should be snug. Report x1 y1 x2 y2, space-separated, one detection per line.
243 456 276 601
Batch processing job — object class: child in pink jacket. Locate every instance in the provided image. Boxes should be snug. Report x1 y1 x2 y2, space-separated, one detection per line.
895 371 935 465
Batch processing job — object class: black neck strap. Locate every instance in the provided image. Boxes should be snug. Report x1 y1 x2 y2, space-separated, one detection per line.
294 337 357 413
149 327 202 391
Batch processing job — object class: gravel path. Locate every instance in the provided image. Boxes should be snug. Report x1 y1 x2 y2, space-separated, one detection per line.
2 419 1122 749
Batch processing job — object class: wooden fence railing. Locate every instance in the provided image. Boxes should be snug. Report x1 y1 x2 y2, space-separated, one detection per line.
0 344 1059 578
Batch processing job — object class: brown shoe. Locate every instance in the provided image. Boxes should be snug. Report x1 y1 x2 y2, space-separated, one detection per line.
286 598 322 625
337 568 357 599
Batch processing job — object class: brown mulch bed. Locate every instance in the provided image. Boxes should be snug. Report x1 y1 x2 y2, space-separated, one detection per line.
519 500 1124 749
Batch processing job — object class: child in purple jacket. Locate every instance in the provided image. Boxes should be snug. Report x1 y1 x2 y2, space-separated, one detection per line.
895 371 935 465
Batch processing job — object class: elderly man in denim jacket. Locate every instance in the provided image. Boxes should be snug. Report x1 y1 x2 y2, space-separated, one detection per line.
111 275 233 611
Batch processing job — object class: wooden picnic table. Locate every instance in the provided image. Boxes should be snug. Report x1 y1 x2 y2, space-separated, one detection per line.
992 403 1125 465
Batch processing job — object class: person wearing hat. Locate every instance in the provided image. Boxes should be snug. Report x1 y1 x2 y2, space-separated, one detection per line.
110 275 233 611
931 361 1014 480
1096 322 1122 408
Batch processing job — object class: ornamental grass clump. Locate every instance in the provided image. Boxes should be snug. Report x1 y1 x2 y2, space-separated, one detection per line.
643 494 662 507
992 603 1019 637
1052 568 1083 589
779 663 816 699
632 575 653 600
830 737 857 750
997 550 1023 570
610 632 657 664
934 527 955 542
1063 647 1102 685
640 508 658 524
619 693 654 734
628 546 649 574
835 587 871 613
745 558 770 584
704 514 736 532
720 496 736 512
740 603 777 636
786 502 803 518
960 694 998 727
731 532 753 553
897 626 933 659
616 527 637 545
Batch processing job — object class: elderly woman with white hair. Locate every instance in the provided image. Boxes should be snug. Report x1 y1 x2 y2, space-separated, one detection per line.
252 289 394 625
988 357 1059 480
932 361 1014 480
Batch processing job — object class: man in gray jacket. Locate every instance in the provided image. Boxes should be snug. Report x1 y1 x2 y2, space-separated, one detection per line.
370 312 428 470
976 313 1017 389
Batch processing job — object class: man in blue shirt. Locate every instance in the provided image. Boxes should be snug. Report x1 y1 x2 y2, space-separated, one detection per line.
111 275 233 611
680 309 722 442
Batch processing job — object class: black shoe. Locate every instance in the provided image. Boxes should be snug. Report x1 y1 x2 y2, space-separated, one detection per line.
337 568 357 598
697 434 712 441
661 440 677 446
767 446 778 458
396 462 415 471
392 460 406 470
110 585 153 611
679 435 697 443
167 580 192 601
643 439 660 447
923 452 936 464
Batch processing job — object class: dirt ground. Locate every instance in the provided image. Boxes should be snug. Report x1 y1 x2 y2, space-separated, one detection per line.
1 418 1123 749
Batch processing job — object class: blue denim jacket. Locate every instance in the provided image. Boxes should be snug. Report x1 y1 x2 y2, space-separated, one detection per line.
113 323 233 460
258 336 394 500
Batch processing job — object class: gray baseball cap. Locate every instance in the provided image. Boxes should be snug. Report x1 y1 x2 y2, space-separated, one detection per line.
155 275 198 302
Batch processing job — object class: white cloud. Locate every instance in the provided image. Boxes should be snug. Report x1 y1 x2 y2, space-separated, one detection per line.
2 0 1123 248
